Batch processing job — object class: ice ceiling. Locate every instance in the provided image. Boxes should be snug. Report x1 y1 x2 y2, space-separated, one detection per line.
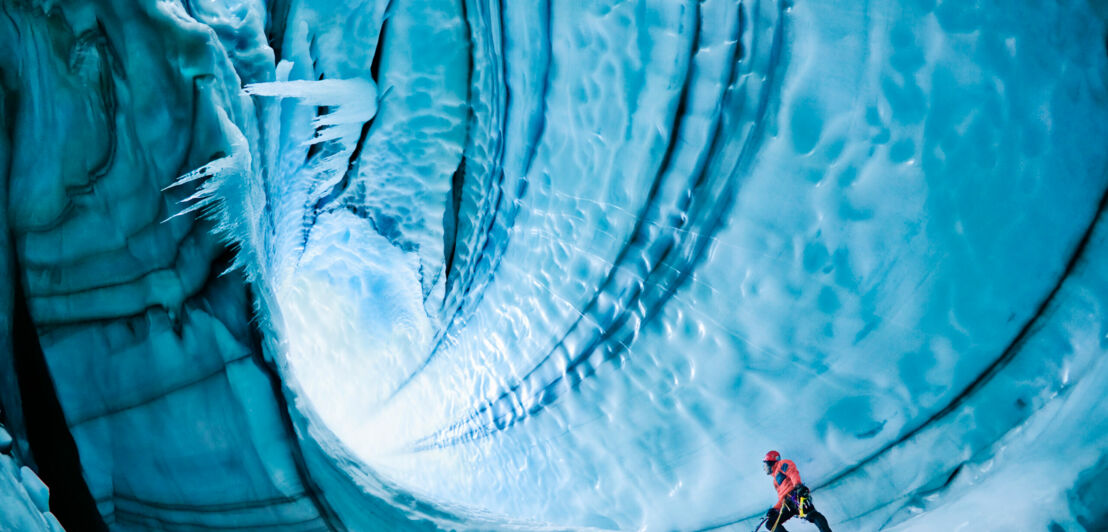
1 0 1108 530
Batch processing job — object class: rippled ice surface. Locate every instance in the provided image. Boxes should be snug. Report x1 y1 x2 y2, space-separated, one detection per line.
254 0 1108 529
5 0 1096 529
2 0 1106 528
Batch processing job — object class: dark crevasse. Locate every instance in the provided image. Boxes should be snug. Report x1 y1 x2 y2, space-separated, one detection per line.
11 273 107 532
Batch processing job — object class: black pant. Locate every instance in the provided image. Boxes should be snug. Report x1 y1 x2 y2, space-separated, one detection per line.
765 486 832 532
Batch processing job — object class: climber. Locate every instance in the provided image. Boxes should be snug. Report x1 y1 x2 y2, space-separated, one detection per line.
760 451 833 532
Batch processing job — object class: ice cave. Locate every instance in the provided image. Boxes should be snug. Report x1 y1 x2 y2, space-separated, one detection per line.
1 0 1107 530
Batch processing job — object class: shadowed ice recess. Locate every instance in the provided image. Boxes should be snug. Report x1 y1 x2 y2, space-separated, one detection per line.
1 0 1108 530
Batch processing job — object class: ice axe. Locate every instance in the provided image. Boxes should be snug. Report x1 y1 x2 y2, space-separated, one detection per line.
752 516 768 532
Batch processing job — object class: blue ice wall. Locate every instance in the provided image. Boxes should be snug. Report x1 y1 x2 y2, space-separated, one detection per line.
2 0 1108 530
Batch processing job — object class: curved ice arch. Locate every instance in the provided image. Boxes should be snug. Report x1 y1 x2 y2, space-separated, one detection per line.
0 0 1107 530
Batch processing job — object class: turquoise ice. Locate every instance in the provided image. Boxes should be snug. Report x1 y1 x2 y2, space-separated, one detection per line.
1 0 1107 530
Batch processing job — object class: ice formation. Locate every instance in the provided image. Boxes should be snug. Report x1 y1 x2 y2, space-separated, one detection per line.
1 0 1107 530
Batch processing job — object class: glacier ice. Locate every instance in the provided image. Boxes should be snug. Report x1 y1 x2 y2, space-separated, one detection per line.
0 421 63 532
1 0 1108 530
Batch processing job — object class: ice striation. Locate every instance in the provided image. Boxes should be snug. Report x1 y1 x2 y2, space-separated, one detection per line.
1 0 1108 530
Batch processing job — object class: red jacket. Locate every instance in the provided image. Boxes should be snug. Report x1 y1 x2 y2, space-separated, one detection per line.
770 459 802 510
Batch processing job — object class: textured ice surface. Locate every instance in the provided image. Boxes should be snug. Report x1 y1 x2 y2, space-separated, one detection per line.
2 0 1108 531
0 426 61 531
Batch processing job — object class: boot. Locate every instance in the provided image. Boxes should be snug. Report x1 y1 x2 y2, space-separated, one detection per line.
803 510 832 532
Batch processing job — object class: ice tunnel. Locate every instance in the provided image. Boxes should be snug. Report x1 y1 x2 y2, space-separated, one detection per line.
1 0 1107 530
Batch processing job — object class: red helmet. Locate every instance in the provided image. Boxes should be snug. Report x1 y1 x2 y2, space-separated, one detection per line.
764 450 780 462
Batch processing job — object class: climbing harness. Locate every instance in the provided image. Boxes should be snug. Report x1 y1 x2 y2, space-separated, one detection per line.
768 488 811 530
